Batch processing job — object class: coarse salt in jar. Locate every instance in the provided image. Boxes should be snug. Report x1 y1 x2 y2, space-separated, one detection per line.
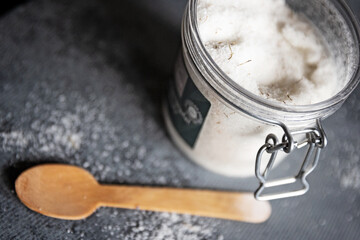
163 0 360 200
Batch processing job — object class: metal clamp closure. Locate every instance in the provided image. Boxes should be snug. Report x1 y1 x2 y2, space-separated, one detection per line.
254 119 327 201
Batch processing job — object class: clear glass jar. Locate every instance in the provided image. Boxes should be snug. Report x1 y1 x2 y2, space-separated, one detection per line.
164 0 360 200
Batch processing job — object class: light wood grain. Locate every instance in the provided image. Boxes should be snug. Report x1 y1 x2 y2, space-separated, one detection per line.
15 164 271 223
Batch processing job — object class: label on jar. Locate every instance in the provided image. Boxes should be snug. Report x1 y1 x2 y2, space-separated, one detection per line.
167 53 211 148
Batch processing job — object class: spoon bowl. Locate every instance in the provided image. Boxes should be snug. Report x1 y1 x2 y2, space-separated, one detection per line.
15 164 100 219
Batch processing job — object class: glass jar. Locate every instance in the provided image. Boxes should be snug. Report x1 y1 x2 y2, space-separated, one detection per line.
163 0 360 200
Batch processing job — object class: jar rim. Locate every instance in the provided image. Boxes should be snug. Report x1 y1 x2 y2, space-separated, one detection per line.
187 0 360 117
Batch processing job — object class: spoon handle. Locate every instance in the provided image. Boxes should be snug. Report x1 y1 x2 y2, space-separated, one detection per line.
99 185 271 223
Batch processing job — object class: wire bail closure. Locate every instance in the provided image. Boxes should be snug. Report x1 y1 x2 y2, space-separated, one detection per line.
254 119 327 201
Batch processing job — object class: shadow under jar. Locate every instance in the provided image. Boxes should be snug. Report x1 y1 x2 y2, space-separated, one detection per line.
163 0 360 200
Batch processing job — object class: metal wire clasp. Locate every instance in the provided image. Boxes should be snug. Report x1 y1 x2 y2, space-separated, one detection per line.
254 119 327 201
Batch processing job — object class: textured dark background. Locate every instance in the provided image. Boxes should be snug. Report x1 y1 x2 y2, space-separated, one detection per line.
0 0 360 239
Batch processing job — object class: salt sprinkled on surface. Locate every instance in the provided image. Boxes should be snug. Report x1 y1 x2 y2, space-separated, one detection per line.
0 131 29 152
0 78 222 239
340 167 360 190
97 211 223 240
330 137 360 191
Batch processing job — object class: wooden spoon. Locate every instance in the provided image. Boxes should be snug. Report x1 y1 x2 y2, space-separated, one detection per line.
15 164 271 223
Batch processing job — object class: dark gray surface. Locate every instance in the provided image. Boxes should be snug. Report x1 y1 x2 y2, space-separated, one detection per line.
0 0 360 239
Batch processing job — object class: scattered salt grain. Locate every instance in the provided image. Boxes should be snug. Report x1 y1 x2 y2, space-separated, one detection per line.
341 167 360 190
98 211 223 240
331 141 360 190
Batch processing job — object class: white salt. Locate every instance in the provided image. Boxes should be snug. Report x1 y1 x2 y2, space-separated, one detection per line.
197 0 339 105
